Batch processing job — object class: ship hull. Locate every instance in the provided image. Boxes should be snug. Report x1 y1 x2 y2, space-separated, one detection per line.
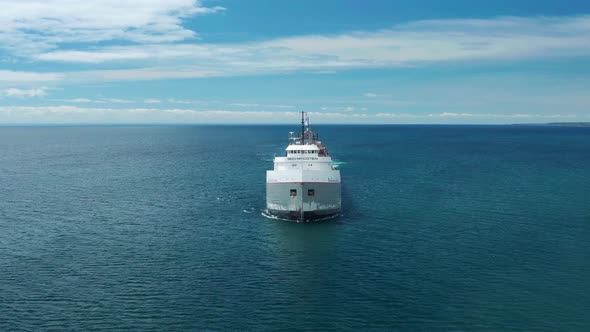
266 182 341 221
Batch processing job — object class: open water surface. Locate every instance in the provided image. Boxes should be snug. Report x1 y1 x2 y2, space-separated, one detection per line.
0 125 589 331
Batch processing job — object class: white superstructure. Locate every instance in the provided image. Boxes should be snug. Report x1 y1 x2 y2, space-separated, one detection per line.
267 144 340 184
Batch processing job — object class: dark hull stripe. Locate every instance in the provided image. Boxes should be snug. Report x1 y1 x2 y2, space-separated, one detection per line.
268 209 340 221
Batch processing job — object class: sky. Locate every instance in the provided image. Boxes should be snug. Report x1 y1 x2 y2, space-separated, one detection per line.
1 0 590 124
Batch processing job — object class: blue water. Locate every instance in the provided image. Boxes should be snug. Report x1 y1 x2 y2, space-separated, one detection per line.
1 125 589 331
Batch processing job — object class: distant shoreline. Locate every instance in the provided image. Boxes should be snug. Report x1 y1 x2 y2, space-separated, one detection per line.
512 122 590 127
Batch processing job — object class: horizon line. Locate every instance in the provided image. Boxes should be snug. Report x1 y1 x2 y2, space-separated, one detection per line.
1 122 588 127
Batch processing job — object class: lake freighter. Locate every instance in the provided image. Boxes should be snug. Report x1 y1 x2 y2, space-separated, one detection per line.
266 112 341 221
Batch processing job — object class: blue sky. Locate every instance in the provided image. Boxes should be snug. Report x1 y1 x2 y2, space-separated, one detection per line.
1 0 589 124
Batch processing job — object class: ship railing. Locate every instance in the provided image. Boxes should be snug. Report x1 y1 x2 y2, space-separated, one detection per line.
290 130 319 145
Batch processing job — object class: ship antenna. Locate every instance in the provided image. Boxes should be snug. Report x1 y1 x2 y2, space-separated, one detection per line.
301 111 305 144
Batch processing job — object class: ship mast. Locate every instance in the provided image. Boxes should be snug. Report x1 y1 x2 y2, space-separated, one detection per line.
301 111 305 145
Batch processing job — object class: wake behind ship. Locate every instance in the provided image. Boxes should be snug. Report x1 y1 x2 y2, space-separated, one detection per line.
266 112 341 221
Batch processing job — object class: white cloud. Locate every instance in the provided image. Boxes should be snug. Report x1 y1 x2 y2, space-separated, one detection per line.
0 0 225 56
227 103 296 109
133 99 296 109
168 98 199 104
363 92 393 99
165 109 198 115
23 15 590 82
428 112 536 118
3 87 47 98
0 15 588 84
0 106 371 123
0 70 63 83
67 98 93 103
375 112 578 119
102 98 133 103
320 106 367 112
0 105 580 124
51 97 131 103
229 103 262 107
70 67 219 81
375 113 428 118
0 105 116 116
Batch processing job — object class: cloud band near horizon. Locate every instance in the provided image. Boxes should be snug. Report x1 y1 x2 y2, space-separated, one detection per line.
0 105 584 124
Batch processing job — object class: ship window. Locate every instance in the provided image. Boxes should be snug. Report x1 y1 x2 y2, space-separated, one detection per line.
308 189 315 196
290 189 297 197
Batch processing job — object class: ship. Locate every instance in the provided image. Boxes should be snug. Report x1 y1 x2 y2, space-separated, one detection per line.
266 112 341 221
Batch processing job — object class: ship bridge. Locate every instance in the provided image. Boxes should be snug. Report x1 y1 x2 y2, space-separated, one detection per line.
286 144 320 155
287 129 329 157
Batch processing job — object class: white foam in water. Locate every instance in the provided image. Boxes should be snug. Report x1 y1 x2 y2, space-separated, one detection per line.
260 209 289 221
260 209 340 223
314 213 341 222
332 161 347 169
